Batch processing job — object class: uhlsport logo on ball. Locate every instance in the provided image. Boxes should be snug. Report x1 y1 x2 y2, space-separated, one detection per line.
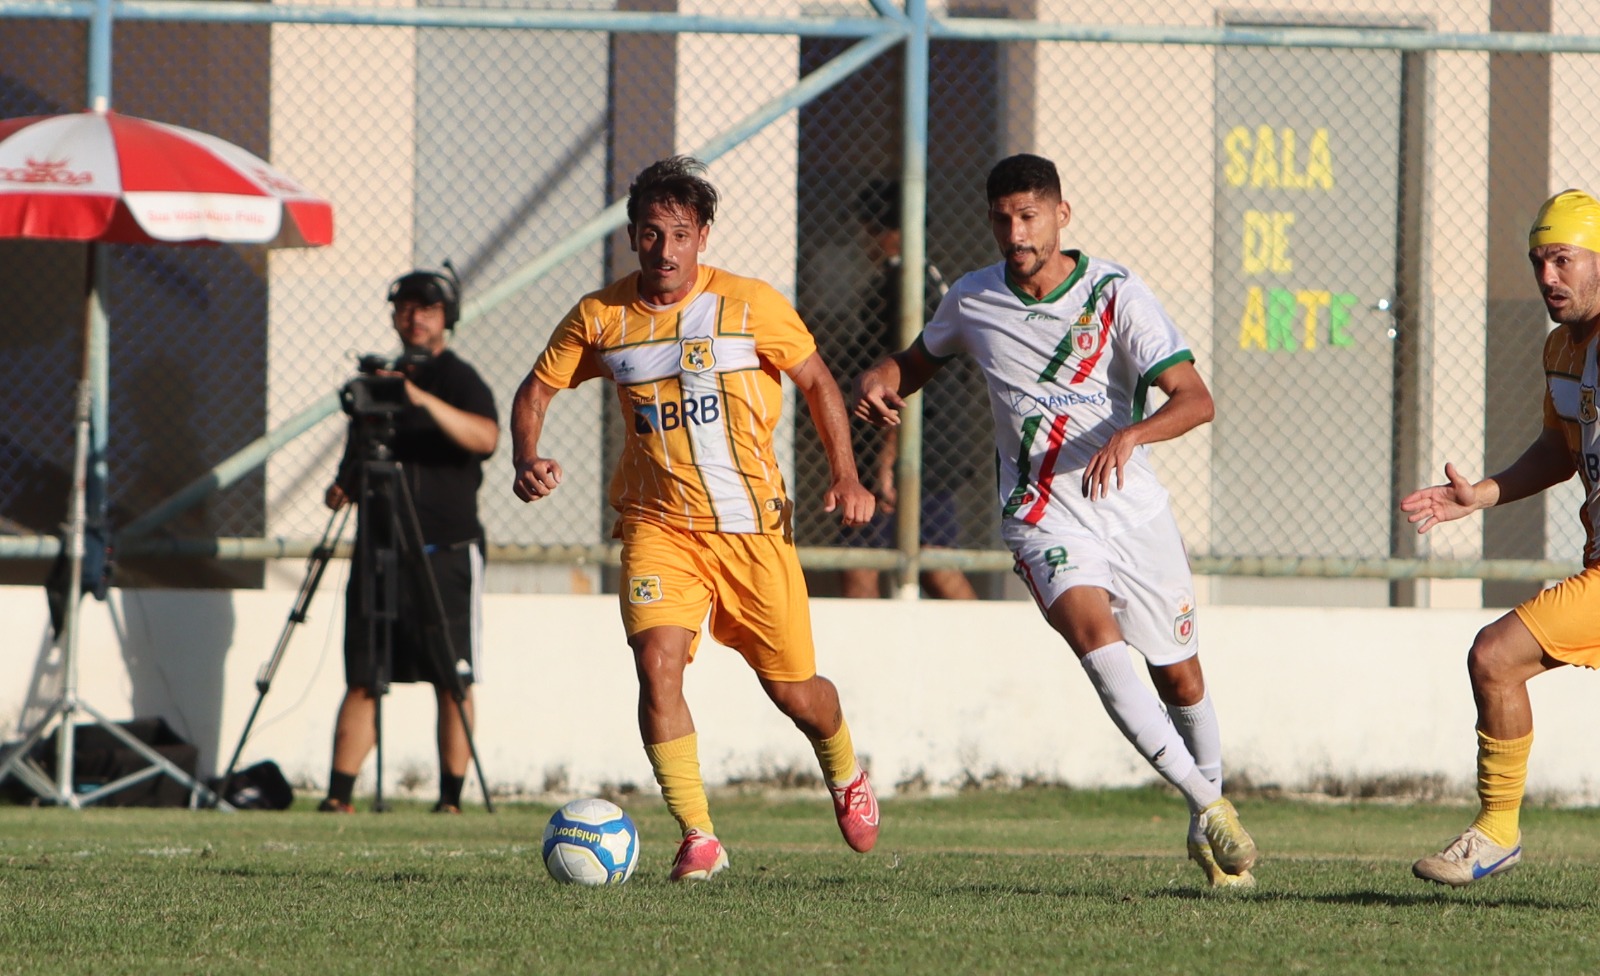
542 798 639 885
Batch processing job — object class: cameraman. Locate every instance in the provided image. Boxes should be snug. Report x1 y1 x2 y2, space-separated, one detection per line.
318 269 499 814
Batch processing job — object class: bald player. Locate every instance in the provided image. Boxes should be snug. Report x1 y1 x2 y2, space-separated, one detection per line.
1403 188 1600 887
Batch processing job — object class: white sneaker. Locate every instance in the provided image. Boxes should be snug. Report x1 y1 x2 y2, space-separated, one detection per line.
1412 827 1521 887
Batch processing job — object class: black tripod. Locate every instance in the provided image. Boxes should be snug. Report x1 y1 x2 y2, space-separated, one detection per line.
216 503 348 804
219 395 494 813
349 449 494 813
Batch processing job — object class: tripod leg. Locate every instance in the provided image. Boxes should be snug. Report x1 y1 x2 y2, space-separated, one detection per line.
458 694 495 814
0 699 73 802
354 461 401 814
391 472 496 813
372 691 387 813
218 506 349 804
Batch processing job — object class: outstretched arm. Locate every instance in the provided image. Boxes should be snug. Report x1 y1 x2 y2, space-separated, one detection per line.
509 372 564 502
788 352 875 527
851 339 945 429
1082 360 1214 501
1401 427 1574 533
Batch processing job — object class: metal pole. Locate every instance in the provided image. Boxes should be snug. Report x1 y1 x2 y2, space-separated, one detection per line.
86 0 112 111
52 0 113 805
893 0 930 599
87 248 110 550
54 379 93 806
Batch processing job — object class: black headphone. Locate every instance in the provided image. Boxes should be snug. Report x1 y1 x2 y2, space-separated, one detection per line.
386 260 462 330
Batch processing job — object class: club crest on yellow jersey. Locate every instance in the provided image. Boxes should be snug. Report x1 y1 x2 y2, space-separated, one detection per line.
680 338 715 373
1582 385 1597 425
628 576 663 604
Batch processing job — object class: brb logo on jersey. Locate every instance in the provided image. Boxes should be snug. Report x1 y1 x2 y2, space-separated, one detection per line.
634 393 723 434
1582 385 1597 425
680 338 715 373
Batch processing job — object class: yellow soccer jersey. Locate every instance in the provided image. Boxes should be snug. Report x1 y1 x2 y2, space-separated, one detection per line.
535 265 816 535
1541 324 1600 565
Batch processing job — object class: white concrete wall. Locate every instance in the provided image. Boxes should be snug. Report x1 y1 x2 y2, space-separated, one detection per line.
5 585 1600 804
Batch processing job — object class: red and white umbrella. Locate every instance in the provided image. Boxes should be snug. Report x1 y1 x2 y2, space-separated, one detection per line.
0 109 333 247
0 108 334 810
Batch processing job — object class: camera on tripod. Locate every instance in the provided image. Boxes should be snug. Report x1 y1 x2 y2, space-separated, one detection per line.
340 349 432 460
341 350 431 419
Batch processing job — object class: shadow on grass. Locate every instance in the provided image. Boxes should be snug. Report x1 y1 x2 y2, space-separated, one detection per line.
1154 882 1582 910
919 878 1580 912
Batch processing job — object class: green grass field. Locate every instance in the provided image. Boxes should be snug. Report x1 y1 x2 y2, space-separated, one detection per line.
3 787 1599 975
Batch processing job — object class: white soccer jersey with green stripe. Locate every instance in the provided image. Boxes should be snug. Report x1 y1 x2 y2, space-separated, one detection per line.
920 251 1194 538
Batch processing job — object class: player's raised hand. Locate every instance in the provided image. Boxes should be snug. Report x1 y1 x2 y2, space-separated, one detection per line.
824 476 877 527
1400 462 1480 533
513 457 564 502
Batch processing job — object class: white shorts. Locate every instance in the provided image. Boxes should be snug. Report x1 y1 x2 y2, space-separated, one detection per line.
1008 510 1199 666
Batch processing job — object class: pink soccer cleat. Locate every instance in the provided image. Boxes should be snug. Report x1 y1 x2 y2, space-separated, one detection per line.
669 828 729 882
829 768 881 853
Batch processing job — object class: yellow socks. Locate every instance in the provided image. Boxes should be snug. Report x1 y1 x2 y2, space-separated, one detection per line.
811 719 860 787
645 733 713 836
1469 728 1533 848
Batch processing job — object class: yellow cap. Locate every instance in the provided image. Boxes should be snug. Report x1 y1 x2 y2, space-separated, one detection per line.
1528 189 1600 252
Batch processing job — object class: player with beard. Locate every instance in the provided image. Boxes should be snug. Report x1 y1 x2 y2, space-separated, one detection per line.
510 156 880 881
1404 188 1600 886
853 153 1258 888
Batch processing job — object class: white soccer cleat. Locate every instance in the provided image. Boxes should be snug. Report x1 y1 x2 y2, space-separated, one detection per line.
1412 827 1522 887
1198 797 1259 876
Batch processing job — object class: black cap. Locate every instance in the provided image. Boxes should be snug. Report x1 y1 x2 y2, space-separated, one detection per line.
387 268 460 329
389 272 448 307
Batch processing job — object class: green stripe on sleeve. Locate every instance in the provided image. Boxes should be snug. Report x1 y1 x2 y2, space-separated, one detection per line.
1132 350 1195 422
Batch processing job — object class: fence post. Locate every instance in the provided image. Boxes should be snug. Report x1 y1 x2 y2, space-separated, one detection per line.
894 0 931 599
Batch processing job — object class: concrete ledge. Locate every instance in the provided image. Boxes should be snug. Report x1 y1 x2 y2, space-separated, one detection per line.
1 586 1595 803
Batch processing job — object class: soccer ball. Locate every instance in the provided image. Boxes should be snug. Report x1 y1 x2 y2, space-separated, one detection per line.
541 798 640 886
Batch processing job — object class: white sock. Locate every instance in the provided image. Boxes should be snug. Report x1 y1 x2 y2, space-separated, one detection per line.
1169 692 1222 839
1169 692 1222 784
1081 642 1220 814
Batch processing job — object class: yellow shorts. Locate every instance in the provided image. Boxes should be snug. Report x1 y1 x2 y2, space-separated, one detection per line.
617 519 817 682
1514 565 1600 669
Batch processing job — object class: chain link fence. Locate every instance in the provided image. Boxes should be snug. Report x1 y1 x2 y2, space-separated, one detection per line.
2 1 1597 605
